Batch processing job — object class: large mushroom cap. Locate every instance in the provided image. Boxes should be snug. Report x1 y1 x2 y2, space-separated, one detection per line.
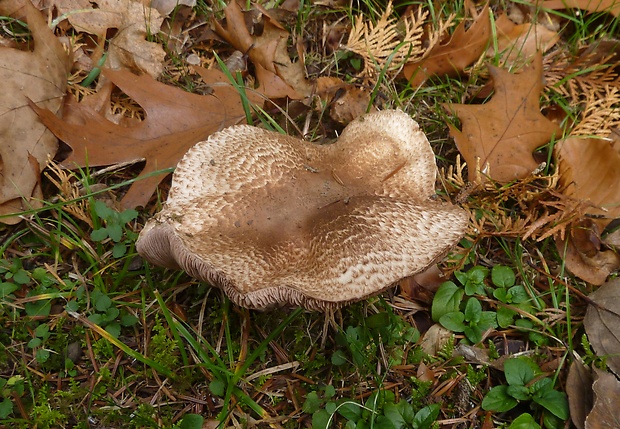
136 110 469 311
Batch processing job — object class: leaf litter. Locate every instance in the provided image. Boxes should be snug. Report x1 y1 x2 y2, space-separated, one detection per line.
31 67 260 209
1 0 620 427
0 0 71 224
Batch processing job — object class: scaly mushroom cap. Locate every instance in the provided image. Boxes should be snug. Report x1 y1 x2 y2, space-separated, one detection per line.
136 110 469 311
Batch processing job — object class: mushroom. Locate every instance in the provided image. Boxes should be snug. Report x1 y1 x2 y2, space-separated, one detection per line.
136 110 469 311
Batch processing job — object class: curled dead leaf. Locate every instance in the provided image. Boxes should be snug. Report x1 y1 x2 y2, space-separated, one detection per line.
535 0 620 17
488 14 559 68
316 76 376 125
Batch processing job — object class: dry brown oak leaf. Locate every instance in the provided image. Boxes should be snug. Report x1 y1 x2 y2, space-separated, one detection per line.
0 0 71 224
444 53 562 184
402 4 491 86
554 135 620 284
213 0 312 99
30 68 259 209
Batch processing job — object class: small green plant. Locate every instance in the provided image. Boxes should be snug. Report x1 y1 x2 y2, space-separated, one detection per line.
437 296 497 344
90 200 138 258
86 288 139 338
432 265 543 343
172 413 204 429
0 375 25 419
490 266 534 328
482 357 568 429
148 316 179 371
508 413 541 429
304 388 441 429
333 306 420 372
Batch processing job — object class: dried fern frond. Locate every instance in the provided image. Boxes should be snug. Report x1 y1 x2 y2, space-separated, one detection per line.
344 2 427 78
45 161 93 227
571 85 620 137
545 40 620 105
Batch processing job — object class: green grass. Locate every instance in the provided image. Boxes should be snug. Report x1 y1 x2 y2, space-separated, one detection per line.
1 0 618 427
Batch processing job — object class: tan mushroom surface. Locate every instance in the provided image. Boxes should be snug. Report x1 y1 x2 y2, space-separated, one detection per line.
136 110 469 311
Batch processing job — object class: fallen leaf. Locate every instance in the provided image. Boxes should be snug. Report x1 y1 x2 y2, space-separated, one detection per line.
488 14 559 68
402 4 491 86
316 76 376 124
54 0 165 77
31 68 259 209
566 357 594 429
556 219 620 285
149 0 196 16
213 1 312 99
420 323 453 356
585 368 620 428
443 53 562 184
536 0 620 17
0 0 71 224
554 135 620 283
558 135 620 225
584 278 620 377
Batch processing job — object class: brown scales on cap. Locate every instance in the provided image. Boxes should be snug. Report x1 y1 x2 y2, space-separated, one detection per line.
136 110 469 311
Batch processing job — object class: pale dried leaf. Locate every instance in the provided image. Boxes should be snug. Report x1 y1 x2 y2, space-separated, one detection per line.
557 136 620 224
536 0 620 17
420 323 453 355
556 219 620 285
213 1 311 99
0 0 71 224
55 0 165 77
150 0 196 16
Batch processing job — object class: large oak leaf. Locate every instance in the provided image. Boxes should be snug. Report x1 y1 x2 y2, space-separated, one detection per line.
0 0 71 224
31 68 259 209
444 54 562 184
